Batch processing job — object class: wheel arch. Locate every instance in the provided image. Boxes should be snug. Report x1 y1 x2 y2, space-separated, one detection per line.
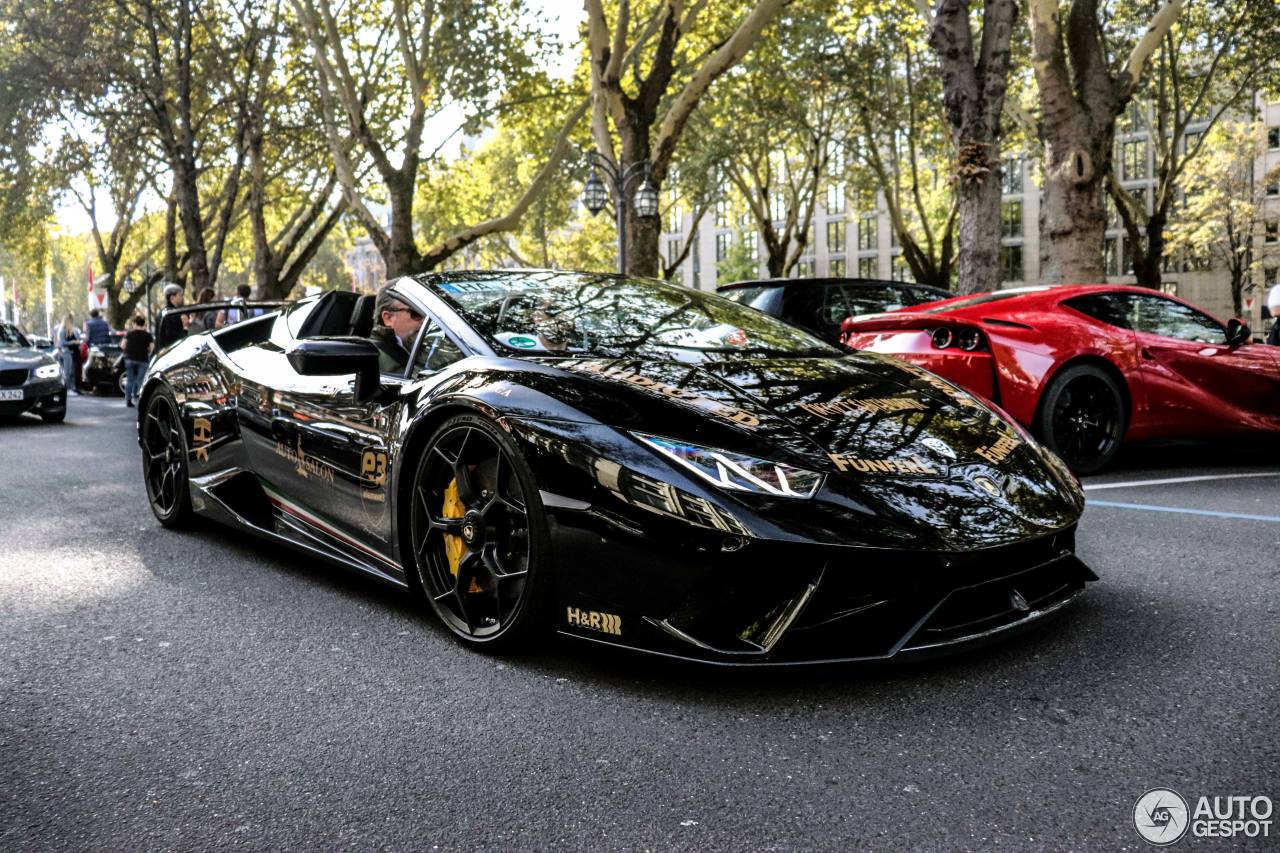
1033 354 1133 437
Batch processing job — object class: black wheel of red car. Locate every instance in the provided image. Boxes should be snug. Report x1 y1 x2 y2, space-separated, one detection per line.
1036 364 1125 474
142 388 193 527
410 413 552 650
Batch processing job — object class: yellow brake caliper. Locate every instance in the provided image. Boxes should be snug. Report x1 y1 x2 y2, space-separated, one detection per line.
441 477 483 593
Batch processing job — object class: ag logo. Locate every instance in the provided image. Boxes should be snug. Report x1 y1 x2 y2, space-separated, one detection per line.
1134 788 1189 846
507 335 538 349
973 475 1002 498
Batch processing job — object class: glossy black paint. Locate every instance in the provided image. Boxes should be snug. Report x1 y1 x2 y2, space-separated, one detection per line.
137 271 1094 665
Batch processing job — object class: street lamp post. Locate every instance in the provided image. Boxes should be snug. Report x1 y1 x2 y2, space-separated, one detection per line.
580 151 660 276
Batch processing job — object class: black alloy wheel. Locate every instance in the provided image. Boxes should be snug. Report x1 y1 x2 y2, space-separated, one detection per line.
142 388 193 527
410 414 552 650
1036 364 1126 474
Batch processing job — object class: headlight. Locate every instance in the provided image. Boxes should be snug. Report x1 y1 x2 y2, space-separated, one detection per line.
634 433 824 498
34 363 62 380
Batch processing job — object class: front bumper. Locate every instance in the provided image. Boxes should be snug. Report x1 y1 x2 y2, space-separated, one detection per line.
0 377 66 417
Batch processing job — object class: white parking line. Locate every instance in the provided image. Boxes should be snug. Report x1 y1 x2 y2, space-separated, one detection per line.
1085 500 1280 523
1083 472 1278 491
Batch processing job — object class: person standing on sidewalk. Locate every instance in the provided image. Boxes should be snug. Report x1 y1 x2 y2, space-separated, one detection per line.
121 315 153 408
155 284 188 351
54 314 81 395
1267 281 1280 346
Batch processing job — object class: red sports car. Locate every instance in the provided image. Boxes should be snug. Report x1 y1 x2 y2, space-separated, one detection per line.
840 284 1280 472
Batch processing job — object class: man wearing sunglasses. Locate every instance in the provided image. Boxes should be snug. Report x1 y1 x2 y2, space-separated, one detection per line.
371 285 425 373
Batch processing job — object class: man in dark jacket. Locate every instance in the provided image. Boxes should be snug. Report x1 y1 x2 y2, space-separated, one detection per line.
84 309 112 346
370 284 423 373
155 284 188 351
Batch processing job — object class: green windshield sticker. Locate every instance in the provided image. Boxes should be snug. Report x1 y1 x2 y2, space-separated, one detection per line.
507 335 538 348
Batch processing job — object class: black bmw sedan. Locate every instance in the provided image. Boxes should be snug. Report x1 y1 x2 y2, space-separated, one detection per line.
0 322 66 423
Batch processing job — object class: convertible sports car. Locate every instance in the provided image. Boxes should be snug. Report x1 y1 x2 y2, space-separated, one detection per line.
841 284 1280 473
137 271 1095 665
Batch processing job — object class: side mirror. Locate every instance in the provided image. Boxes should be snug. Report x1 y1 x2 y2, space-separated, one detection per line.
1226 318 1250 348
287 337 382 402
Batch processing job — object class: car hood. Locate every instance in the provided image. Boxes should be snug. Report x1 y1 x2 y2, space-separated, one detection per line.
532 353 1082 538
0 345 55 369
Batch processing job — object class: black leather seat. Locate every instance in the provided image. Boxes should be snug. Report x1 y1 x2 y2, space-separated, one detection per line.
348 293 375 337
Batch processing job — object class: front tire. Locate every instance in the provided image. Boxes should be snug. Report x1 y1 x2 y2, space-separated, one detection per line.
1035 364 1126 474
409 413 553 652
141 387 193 527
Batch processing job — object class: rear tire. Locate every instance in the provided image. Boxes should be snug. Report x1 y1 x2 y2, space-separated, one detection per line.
1035 364 1126 474
408 413 553 652
141 387 193 528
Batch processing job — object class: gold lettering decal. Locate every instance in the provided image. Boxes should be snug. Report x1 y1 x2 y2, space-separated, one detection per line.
565 606 622 636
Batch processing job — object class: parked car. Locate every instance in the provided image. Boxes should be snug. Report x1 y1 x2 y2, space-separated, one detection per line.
137 271 1093 665
0 321 67 423
840 284 1280 473
22 332 53 351
717 277 952 344
84 333 126 395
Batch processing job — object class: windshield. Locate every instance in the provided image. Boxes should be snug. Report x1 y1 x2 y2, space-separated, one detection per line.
0 324 29 347
427 272 840 360
918 286 1050 313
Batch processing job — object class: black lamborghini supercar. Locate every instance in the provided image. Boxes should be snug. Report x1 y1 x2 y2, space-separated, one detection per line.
137 270 1095 665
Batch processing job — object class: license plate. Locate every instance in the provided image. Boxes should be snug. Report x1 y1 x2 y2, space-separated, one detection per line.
0 389 22 401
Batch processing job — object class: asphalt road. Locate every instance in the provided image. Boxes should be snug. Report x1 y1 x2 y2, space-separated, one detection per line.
2 395 1277 851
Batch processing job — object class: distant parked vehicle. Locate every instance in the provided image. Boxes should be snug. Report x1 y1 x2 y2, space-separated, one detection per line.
0 322 66 423
717 277 951 344
840 284 1280 473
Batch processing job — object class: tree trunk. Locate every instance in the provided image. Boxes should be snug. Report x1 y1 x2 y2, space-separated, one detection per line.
172 155 211 293
929 0 1018 294
1038 135 1111 282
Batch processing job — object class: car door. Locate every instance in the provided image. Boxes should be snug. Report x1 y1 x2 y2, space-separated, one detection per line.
1128 293 1280 435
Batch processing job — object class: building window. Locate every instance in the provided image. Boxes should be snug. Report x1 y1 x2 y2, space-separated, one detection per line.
858 216 876 251
1267 179 1279 197
1001 158 1023 194
1000 244 1023 282
826 182 845 215
1263 266 1278 286
666 237 683 268
770 192 787 222
715 198 731 228
1266 221 1279 244
1001 201 1023 238
793 260 813 279
891 255 913 282
1105 237 1119 276
1122 140 1148 181
1121 239 1135 275
858 255 876 277
826 220 846 253
829 257 846 277
745 233 759 261
826 140 845 176
715 232 732 262
1269 127 1280 150
691 234 701 289
666 203 682 233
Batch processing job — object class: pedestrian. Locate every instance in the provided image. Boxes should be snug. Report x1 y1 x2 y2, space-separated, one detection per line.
54 314 81 395
84 308 113 346
221 283 257 326
121 314 153 408
187 287 220 334
1267 280 1280 346
155 284 188 351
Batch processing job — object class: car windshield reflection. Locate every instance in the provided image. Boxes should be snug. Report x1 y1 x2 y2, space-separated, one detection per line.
425 271 842 361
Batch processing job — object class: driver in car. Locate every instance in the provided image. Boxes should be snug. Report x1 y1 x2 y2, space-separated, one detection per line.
371 285 424 373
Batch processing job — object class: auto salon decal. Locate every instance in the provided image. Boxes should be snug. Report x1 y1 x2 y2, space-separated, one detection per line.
273 435 335 484
798 396 927 422
566 606 622 636
192 417 213 463
827 453 939 476
565 360 761 428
